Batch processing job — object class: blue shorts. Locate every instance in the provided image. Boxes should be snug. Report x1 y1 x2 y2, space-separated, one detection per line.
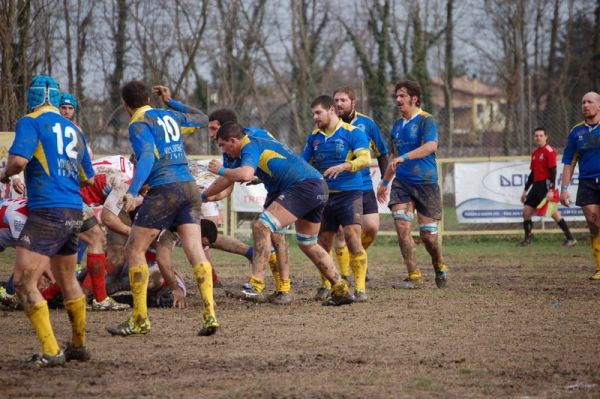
266 178 328 223
321 190 363 232
362 190 378 215
134 181 202 230
18 208 83 257
389 180 442 220
576 178 600 207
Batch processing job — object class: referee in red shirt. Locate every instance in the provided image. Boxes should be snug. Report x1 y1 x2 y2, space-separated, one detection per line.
520 127 576 247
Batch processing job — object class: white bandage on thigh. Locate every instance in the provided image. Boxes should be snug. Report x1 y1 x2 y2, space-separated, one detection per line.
258 211 282 232
420 222 438 234
392 209 414 221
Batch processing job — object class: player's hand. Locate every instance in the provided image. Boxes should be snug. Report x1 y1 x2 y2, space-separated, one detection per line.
376 183 390 204
244 177 262 186
123 193 137 212
152 85 171 104
323 162 350 179
520 191 526 204
0 169 9 184
560 189 570 207
389 156 406 170
172 287 187 309
208 159 223 175
11 177 25 194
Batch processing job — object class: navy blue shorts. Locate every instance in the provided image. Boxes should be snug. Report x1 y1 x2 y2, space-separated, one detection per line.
320 190 363 232
362 190 378 215
134 181 202 230
524 181 550 208
266 178 329 223
389 180 442 220
576 178 600 207
18 208 83 257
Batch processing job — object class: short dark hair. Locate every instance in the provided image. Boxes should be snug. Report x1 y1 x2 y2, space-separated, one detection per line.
216 121 245 141
200 219 218 244
208 108 238 125
311 95 335 110
121 80 149 109
395 80 421 107
333 87 356 101
533 127 547 135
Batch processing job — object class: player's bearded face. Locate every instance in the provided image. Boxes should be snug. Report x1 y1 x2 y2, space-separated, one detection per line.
334 94 354 120
208 120 221 140
60 105 75 121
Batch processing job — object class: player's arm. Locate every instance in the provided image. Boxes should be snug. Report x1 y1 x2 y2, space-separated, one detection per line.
0 155 28 183
208 159 255 183
560 130 578 206
127 124 155 197
101 208 131 236
77 127 95 186
202 175 235 200
154 85 209 132
521 172 533 204
369 120 390 176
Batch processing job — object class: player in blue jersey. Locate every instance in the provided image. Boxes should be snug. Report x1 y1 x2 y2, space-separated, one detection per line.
204 121 354 306
303 95 372 302
105 80 219 337
153 86 289 302
560 92 600 280
331 87 389 281
0 75 95 366
377 80 448 289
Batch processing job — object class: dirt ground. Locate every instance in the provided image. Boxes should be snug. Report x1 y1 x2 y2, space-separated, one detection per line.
1 237 599 398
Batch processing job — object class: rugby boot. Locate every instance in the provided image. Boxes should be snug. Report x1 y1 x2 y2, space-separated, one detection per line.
64 344 91 362
563 239 577 247
392 277 423 289
92 296 130 311
198 315 219 336
29 351 65 367
313 286 331 301
226 283 266 303
518 235 533 247
435 264 449 289
269 291 292 305
353 290 368 303
590 270 600 281
322 291 354 306
106 316 151 336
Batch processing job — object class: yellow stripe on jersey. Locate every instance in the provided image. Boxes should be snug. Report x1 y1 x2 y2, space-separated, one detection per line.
240 135 251 148
128 105 152 125
181 126 197 135
28 105 60 119
33 142 50 176
258 150 286 177
154 145 160 159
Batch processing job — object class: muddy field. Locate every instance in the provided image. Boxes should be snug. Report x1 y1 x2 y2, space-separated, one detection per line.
1 237 599 398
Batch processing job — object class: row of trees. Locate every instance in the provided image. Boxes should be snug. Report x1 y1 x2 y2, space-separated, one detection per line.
1 0 598 155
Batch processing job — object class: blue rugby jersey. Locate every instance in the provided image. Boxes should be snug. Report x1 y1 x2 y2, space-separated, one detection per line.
350 112 388 190
127 105 206 195
9 105 94 210
239 135 322 194
302 120 370 192
562 122 600 179
389 109 439 184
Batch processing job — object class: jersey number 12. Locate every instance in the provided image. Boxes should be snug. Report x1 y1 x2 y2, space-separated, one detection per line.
52 123 78 159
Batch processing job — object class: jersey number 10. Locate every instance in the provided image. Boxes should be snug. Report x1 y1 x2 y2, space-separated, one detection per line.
157 115 181 144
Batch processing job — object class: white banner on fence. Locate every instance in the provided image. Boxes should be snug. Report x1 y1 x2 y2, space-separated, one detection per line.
454 161 584 223
232 163 391 214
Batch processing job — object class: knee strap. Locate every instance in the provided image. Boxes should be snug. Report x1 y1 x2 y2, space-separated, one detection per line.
392 209 413 221
258 211 282 232
296 233 318 246
420 222 438 234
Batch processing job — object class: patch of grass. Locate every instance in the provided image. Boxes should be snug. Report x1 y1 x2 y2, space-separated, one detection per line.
407 377 443 392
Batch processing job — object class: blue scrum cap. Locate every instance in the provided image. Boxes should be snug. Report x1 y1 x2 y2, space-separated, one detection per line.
59 92 78 111
27 75 60 111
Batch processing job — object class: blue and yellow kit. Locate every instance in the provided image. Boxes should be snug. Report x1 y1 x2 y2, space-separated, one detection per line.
9 105 94 210
349 112 388 190
302 120 370 192
562 122 600 179
127 105 206 196
390 110 438 184
239 134 322 194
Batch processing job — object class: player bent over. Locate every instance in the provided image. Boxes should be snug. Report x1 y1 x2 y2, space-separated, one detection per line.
204 122 354 306
0 75 95 366
106 80 219 337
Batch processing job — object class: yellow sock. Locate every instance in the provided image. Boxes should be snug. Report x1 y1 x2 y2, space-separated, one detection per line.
192 262 216 319
332 280 349 296
350 250 368 292
249 275 265 293
592 234 600 271
25 300 60 356
279 279 291 293
64 295 86 347
268 253 282 290
320 273 332 289
361 232 375 250
435 259 449 272
334 246 350 276
129 264 149 324
408 270 422 281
